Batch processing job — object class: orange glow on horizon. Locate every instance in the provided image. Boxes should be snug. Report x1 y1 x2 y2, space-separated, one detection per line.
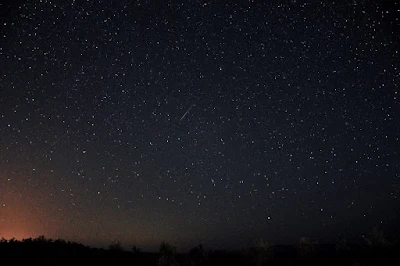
0 173 58 242
0 228 40 241
0 197 45 241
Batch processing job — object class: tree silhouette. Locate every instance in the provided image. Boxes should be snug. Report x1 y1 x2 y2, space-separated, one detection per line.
250 239 272 266
336 238 350 252
189 244 208 266
297 237 315 257
364 227 389 247
108 241 123 252
132 245 141 253
158 241 177 266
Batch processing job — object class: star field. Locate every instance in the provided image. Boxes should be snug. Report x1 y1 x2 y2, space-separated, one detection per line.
1 0 399 251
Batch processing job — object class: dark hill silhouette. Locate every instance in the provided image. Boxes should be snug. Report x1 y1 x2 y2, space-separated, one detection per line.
0 236 158 266
0 233 399 266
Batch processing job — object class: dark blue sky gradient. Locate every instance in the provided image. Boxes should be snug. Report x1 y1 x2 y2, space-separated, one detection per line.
0 0 399 251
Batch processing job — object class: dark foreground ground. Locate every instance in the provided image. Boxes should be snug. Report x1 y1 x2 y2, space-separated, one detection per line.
1 237 399 266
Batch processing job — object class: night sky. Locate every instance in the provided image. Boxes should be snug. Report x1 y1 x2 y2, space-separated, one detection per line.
1 0 399 251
